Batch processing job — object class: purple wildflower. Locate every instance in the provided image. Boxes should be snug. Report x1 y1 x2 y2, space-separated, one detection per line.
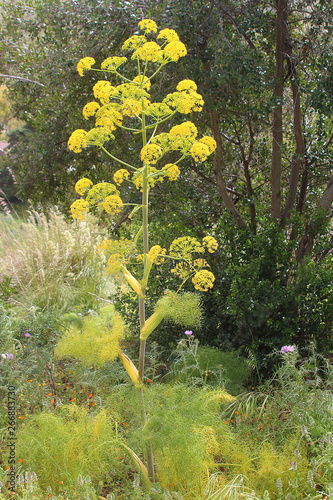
185 330 193 336
281 345 295 354
25 333 31 338
7 353 14 360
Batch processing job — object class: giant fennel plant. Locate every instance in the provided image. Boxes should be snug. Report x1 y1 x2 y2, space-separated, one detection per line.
55 19 218 485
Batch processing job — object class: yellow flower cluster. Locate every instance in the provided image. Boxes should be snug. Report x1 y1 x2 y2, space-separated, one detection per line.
141 144 163 165
97 238 134 274
113 169 130 185
95 104 123 131
157 29 179 43
138 19 158 34
122 35 147 51
68 129 87 153
170 121 198 139
164 89 204 114
163 41 187 62
162 164 180 181
75 178 93 196
192 270 215 291
202 236 218 253
148 245 166 264
132 41 163 62
190 142 210 162
132 167 159 191
103 195 124 215
70 199 89 220
77 57 95 76
133 75 151 91
85 127 114 147
86 182 119 208
83 102 100 120
176 80 197 92
169 236 204 260
101 56 127 72
93 81 118 105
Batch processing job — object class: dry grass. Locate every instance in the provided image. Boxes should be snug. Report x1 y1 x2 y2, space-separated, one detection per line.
0 208 115 311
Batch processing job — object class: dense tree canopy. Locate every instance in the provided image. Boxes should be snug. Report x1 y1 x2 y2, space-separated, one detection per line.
1 0 332 358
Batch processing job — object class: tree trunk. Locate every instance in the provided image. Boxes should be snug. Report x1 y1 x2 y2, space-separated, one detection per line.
210 109 250 230
271 0 287 219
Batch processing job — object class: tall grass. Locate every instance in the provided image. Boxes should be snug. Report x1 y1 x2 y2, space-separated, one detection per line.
0 208 115 311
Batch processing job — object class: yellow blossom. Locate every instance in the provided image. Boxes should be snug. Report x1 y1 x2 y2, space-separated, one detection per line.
162 164 180 181
75 178 93 196
101 56 127 72
171 262 192 279
163 41 187 61
164 90 204 114
132 42 163 62
145 102 172 118
133 75 151 91
85 127 114 147
122 98 146 117
148 245 166 264
192 270 215 291
95 105 123 131
86 183 119 208
113 169 130 185
176 80 197 92
157 29 179 43
193 258 210 270
93 81 118 105
138 19 158 34
68 129 87 153
70 199 89 220
170 121 197 139
133 167 159 191
122 35 147 51
141 144 163 165
83 102 100 120
169 236 204 260
202 236 218 253
103 195 124 215
77 57 95 76
199 136 217 154
190 142 210 162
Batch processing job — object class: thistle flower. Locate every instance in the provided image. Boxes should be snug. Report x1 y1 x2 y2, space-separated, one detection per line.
281 345 295 354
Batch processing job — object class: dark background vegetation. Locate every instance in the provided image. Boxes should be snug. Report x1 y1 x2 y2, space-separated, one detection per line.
1 0 332 372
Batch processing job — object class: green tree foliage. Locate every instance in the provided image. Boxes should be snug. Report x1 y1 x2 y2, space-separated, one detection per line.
1 0 333 356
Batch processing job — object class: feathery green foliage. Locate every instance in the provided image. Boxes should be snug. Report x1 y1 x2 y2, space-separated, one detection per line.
155 291 202 329
15 405 118 491
55 306 125 366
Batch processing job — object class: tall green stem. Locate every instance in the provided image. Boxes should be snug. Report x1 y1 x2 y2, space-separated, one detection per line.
138 103 155 482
